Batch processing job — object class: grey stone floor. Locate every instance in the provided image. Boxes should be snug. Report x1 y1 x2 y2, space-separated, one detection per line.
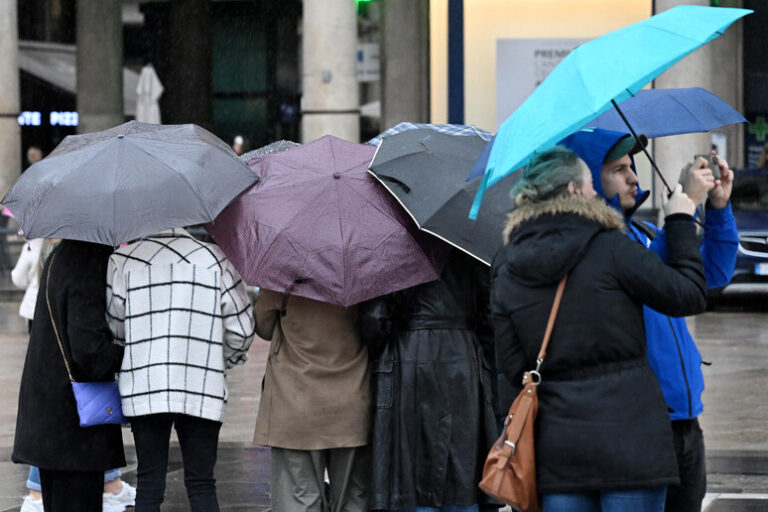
0 299 767 511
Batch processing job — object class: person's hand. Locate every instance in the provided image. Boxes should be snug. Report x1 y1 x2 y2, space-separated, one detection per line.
663 184 696 217
708 152 733 209
679 157 716 206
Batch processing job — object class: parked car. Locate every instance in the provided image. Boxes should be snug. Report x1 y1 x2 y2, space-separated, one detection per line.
718 168 768 295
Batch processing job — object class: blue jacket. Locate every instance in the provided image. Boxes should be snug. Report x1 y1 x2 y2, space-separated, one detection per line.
560 128 738 420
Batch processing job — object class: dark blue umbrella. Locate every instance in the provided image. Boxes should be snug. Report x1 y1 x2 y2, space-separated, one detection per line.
468 87 747 181
583 87 746 137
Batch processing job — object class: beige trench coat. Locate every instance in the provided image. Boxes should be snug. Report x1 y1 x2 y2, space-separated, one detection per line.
253 289 371 450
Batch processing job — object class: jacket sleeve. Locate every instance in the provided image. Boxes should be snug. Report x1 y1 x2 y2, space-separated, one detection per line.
105 255 126 345
357 296 393 359
474 263 495 365
11 242 33 290
612 215 707 317
491 270 527 390
646 204 738 289
66 270 124 381
254 289 280 341
492 308 526 391
220 261 256 369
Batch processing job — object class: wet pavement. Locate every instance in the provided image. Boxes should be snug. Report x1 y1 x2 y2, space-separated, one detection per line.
0 297 765 511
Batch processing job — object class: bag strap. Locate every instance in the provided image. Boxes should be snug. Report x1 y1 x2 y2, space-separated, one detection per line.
534 276 567 368
44 253 75 383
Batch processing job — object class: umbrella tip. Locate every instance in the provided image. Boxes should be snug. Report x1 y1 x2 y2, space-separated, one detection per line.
333 172 341 179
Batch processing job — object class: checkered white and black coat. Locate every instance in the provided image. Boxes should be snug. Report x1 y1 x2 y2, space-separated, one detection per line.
106 229 255 422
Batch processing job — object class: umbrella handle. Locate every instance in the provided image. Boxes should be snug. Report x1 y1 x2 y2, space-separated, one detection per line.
281 278 308 316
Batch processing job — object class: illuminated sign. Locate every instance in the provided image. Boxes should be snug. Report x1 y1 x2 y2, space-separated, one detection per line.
17 111 79 127
50 111 79 127
17 111 42 126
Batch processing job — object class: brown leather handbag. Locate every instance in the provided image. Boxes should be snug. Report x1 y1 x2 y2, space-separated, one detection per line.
479 276 567 512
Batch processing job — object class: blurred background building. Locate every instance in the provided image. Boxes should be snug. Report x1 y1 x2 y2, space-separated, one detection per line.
1 0 766 204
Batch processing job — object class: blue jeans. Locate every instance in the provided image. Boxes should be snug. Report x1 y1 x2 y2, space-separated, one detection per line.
542 488 667 512
27 466 121 491
395 507 478 512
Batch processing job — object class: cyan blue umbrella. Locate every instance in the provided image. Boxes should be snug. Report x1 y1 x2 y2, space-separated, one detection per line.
469 5 751 219
584 87 746 136
468 87 747 181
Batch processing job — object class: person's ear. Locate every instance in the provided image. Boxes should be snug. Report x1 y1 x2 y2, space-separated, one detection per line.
567 181 580 196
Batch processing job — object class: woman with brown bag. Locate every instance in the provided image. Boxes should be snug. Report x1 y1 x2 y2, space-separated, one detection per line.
491 147 706 512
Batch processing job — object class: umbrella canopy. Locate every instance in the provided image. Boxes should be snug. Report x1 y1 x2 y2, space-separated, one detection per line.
367 122 492 146
470 87 747 180
206 135 448 307
583 87 746 137
369 129 519 266
2 120 257 246
470 5 751 218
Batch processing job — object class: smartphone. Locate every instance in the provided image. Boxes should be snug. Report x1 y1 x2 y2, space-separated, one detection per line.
694 154 721 180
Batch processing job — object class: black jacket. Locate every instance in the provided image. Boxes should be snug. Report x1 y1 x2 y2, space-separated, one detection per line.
492 196 706 494
13 240 125 471
359 250 498 509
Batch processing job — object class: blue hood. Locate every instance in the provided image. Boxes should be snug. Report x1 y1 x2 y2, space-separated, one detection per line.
559 128 648 214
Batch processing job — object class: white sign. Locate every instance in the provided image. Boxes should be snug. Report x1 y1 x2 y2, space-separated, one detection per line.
50 111 79 127
496 38 586 128
357 43 380 83
17 110 79 127
17 111 42 126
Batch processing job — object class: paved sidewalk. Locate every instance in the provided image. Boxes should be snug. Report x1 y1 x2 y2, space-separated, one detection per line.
0 303 766 510
0 302 271 511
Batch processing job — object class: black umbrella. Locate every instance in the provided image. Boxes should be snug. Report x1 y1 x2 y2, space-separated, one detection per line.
368 129 520 266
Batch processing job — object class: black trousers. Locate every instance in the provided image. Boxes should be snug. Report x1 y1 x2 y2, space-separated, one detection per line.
665 418 707 512
39 469 102 512
130 413 222 512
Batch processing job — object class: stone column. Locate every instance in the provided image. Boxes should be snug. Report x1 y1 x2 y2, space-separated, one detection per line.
381 0 430 128
76 0 124 133
0 1 21 198
653 0 744 206
301 0 360 142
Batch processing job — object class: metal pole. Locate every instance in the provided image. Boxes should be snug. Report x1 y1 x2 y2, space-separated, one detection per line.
611 99 673 193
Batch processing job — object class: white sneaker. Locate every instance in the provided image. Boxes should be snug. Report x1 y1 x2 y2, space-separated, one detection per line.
20 495 43 512
102 481 136 512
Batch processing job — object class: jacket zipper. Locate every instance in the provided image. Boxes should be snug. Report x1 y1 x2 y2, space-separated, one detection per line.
628 223 694 419
667 315 692 418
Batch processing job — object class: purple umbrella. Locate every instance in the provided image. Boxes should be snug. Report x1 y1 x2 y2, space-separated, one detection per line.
206 135 448 307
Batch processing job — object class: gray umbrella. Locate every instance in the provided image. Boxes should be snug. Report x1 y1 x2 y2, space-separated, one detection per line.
2 120 257 246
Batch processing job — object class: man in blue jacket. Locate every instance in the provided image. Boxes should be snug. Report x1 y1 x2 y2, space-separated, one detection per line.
561 128 738 512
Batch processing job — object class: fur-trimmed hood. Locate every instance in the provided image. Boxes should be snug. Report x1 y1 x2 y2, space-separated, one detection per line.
499 195 625 286
504 195 625 242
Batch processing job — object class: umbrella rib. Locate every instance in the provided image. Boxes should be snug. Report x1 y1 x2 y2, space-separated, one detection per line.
670 96 709 127
126 139 214 220
333 179 347 299
113 138 120 244
23 139 118 240
366 170 423 229
340 178 436 267
420 227 490 266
